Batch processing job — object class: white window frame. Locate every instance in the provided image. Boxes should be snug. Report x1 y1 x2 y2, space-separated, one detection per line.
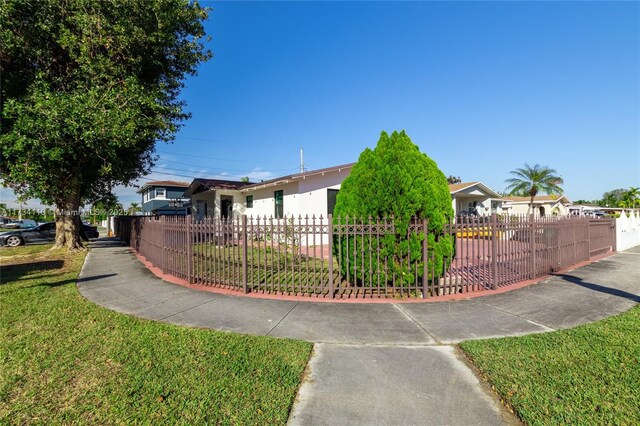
155 188 166 199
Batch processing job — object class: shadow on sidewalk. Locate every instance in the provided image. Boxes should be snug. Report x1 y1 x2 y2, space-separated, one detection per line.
89 238 125 249
555 274 640 303
77 273 118 283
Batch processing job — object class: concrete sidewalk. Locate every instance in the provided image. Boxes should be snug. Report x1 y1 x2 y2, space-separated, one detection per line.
78 239 639 345
78 239 639 425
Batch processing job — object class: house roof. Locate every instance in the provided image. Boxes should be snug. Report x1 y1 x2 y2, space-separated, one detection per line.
504 194 571 204
242 163 355 191
448 182 478 192
448 182 502 198
136 180 190 193
183 178 253 197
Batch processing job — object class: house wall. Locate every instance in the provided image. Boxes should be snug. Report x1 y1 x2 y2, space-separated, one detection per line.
241 170 350 219
242 181 300 218
216 189 246 219
296 169 349 217
192 190 246 220
191 191 217 220
450 187 504 216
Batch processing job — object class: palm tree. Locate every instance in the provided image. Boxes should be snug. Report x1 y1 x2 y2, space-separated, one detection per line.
128 202 141 215
505 164 564 215
622 187 639 210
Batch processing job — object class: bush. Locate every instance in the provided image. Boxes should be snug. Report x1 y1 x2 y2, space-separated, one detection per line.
333 130 454 287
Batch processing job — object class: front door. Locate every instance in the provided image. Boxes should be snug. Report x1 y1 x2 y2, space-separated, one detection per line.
221 197 232 219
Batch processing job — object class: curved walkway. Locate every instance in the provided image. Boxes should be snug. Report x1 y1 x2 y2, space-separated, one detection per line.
79 238 639 345
78 239 639 425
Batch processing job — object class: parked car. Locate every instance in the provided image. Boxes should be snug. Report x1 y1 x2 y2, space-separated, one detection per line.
3 219 37 229
0 222 99 247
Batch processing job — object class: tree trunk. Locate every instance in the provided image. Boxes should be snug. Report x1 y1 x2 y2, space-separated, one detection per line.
528 195 534 216
53 192 85 251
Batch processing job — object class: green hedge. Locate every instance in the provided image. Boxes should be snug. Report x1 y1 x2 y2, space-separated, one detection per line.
333 130 454 287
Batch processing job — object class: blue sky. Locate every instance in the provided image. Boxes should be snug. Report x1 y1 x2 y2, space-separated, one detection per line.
2 1 639 209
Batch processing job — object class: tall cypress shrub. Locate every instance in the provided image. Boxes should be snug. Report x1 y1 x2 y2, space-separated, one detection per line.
333 130 454 288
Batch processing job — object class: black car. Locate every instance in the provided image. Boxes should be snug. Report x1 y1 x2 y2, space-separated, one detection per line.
0 222 99 247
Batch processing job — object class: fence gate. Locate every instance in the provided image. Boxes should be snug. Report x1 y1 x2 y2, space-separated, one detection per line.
588 218 615 258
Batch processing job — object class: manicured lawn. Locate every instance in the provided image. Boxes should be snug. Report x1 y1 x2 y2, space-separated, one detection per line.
0 243 53 257
0 248 312 424
460 306 640 425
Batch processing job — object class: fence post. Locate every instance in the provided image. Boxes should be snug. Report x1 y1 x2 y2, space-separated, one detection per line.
587 219 592 258
186 215 192 283
242 215 248 294
161 215 166 274
422 218 429 298
610 217 617 253
529 213 536 279
491 213 498 289
327 214 334 299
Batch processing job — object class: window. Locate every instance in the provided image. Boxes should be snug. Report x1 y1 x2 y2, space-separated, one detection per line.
246 195 253 208
327 189 339 215
274 190 284 218
155 188 166 198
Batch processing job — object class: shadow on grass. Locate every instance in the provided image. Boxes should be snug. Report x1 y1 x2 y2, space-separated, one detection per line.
0 260 65 284
1 278 81 295
556 273 640 303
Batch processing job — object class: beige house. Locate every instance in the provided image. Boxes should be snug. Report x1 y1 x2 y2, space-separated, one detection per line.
503 195 572 216
449 182 505 216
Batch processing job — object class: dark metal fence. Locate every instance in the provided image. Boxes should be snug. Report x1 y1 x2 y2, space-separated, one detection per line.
114 214 615 300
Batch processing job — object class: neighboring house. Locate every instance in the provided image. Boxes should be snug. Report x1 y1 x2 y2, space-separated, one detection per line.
503 195 571 216
183 164 354 221
137 181 190 215
448 182 506 216
569 205 625 217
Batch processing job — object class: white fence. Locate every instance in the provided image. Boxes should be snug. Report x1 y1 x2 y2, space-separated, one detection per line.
616 210 640 252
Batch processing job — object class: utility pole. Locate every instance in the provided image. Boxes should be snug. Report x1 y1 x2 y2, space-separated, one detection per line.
300 148 305 173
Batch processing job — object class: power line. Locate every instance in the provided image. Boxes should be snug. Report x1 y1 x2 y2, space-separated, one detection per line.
154 158 295 173
157 150 263 164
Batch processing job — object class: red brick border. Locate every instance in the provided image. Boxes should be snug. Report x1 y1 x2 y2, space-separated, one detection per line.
130 248 615 304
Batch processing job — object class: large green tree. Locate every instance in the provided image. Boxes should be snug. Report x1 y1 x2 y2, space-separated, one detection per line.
333 130 454 289
0 0 211 249
601 188 627 208
505 164 564 214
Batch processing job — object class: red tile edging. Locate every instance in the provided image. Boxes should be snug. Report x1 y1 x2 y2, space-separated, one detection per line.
129 248 616 304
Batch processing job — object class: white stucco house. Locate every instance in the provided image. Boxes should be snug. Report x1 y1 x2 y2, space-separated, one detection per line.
183 163 354 221
503 195 572 216
448 182 506 216
183 169 515 221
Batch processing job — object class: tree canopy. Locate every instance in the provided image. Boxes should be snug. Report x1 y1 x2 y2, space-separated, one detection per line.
0 0 211 248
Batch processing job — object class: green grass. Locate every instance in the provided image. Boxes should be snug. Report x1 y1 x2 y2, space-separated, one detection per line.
0 243 53 257
0 248 312 424
192 243 422 297
460 306 640 425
